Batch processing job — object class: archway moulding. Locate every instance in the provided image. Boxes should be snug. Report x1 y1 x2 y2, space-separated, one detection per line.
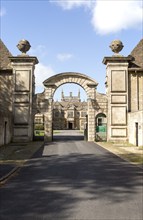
43 72 98 98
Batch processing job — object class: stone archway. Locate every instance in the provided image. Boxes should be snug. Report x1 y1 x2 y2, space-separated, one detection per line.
43 72 98 142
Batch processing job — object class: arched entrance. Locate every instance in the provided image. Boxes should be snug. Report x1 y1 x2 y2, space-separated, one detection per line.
95 113 107 141
43 72 98 142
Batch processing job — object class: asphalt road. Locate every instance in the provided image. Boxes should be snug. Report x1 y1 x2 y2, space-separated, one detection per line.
0 130 142 220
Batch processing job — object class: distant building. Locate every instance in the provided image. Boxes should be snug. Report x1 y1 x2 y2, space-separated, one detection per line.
52 90 87 130
35 89 107 132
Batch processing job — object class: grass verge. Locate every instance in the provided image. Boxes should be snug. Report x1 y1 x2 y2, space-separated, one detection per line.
97 141 143 167
0 141 44 165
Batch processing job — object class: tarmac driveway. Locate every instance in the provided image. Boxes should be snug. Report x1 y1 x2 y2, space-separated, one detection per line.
0 130 142 220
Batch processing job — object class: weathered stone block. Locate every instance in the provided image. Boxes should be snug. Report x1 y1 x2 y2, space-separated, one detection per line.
14 106 29 124
111 70 126 92
15 70 30 91
14 94 29 103
111 106 127 125
111 128 127 137
14 127 28 136
111 95 126 104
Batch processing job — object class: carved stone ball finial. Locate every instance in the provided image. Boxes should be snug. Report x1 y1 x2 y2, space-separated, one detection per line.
109 40 124 56
17 39 31 55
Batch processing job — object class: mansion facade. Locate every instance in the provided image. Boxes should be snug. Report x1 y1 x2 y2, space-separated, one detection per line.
35 91 107 131
53 91 88 130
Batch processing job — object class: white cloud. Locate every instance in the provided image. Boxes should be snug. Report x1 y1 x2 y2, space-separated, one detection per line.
50 0 92 10
0 7 6 17
51 0 143 35
57 53 73 61
29 45 48 59
92 0 143 35
35 63 55 93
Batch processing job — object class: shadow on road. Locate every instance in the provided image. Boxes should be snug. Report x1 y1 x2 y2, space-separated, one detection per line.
53 130 84 142
53 134 84 142
0 151 142 219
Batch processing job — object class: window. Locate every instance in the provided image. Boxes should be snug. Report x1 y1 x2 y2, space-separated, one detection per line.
76 112 80 116
35 118 43 124
81 112 87 117
55 112 59 117
68 111 73 118
61 111 64 117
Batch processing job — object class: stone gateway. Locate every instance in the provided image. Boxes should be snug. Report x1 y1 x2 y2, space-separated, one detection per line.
0 39 142 146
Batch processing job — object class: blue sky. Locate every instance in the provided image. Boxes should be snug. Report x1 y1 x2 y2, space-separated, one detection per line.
1 0 143 101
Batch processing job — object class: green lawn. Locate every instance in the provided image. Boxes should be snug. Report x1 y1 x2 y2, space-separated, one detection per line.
34 130 44 136
34 130 62 136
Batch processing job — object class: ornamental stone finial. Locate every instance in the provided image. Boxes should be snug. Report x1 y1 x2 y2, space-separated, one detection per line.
17 39 31 56
109 40 124 56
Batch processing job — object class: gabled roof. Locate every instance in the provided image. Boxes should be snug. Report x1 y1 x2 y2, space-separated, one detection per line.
130 39 143 68
0 39 12 70
53 101 63 108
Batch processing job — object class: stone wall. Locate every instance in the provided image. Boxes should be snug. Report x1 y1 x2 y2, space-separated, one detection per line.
96 92 108 115
0 70 13 145
128 70 143 146
128 110 143 146
128 71 143 112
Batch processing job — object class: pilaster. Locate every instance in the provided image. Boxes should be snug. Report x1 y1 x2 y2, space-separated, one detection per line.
10 56 38 142
87 86 96 141
103 56 132 142
44 98 53 142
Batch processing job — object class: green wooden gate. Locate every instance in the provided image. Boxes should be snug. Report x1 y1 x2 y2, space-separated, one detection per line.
95 124 107 141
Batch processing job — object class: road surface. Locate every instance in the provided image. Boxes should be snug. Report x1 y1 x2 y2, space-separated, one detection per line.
0 130 142 220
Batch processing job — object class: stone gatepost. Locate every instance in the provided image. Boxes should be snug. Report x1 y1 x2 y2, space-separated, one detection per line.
10 40 38 142
87 85 96 141
44 85 56 142
44 98 53 142
103 40 132 142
